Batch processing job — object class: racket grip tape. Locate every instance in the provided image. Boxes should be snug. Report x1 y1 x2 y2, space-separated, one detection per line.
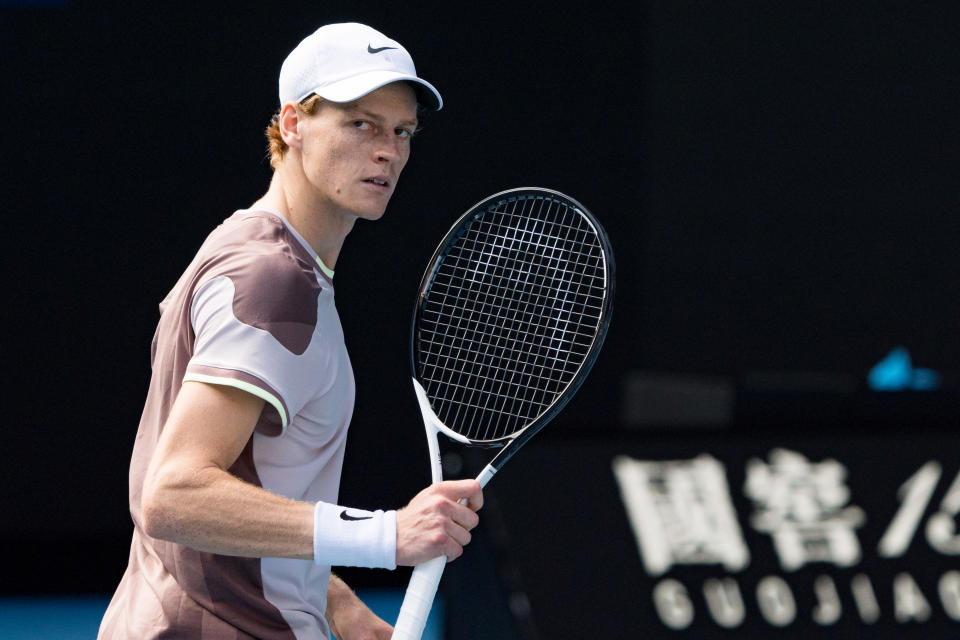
391 555 447 640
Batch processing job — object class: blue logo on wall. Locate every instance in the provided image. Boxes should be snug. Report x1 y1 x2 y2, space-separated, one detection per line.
867 346 941 391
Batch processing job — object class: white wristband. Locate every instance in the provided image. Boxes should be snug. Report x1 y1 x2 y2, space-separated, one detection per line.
313 501 397 570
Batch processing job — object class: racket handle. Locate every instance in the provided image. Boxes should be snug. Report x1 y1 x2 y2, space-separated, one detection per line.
391 555 446 640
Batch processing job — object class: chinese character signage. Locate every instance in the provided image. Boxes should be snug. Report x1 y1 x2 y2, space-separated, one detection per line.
482 432 960 638
610 447 960 632
612 454 749 575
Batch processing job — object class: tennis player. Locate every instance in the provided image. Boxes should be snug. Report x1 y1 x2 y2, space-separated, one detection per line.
99 23 483 640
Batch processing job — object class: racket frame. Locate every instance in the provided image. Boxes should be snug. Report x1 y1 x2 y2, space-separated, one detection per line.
391 187 614 640
411 187 615 474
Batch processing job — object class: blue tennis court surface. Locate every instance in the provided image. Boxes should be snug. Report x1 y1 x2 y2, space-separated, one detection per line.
0 590 441 639
0 596 111 640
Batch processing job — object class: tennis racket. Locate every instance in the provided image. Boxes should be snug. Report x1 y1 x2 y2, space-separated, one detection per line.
391 187 615 640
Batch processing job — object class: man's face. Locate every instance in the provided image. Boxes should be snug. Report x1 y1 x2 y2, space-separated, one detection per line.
296 82 419 220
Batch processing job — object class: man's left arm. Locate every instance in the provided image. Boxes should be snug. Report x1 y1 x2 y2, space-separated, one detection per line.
325 574 393 640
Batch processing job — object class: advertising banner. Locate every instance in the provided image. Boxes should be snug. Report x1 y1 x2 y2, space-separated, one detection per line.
490 430 960 638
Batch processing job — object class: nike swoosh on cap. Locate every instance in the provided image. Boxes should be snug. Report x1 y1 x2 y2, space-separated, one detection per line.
367 44 398 54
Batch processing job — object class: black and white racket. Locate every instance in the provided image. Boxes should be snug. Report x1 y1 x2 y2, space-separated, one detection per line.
391 187 615 640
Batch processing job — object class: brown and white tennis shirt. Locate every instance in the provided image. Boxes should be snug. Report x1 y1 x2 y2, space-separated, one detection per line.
100 209 392 639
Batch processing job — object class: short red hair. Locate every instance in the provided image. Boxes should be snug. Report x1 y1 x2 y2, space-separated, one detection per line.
264 95 324 170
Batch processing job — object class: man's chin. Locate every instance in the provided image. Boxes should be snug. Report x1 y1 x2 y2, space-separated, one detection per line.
357 205 388 221
355 198 391 220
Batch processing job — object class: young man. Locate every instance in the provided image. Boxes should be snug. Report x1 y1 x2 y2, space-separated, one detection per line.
99 23 483 639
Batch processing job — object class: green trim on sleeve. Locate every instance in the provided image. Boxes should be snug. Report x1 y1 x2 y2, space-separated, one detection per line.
183 373 288 428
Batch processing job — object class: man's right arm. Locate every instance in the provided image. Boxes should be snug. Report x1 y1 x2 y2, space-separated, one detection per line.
140 380 483 566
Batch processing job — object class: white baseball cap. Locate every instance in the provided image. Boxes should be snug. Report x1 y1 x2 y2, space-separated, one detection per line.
278 23 442 110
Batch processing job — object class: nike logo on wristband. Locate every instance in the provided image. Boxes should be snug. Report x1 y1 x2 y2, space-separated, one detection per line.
367 45 397 54
340 509 373 521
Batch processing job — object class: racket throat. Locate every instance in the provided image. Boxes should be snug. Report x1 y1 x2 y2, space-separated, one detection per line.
475 464 496 489
412 378 465 484
412 378 498 488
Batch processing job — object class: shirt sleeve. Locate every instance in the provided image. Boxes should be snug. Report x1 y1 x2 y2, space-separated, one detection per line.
183 253 326 433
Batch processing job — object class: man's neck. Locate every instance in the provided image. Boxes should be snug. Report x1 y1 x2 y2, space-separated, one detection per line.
250 170 355 270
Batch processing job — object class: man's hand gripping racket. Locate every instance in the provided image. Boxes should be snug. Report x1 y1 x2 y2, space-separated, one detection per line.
391 188 615 640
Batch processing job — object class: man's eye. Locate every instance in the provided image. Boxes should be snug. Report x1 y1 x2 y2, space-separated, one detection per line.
396 128 413 139
353 121 371 130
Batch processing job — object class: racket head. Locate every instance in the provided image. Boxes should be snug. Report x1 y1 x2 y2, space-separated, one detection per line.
410 187 614 453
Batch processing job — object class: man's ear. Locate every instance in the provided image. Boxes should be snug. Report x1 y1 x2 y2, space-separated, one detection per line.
278 103 302 150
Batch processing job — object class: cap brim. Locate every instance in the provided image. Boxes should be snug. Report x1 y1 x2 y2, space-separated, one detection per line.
308 70 442 111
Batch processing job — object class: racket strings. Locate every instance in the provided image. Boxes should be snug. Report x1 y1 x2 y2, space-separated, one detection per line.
462 199 593 439
431 197 543 438
433 250 605 314
480 206 586 440
424 198 604 436
453 198 569 440
417 194 607 442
